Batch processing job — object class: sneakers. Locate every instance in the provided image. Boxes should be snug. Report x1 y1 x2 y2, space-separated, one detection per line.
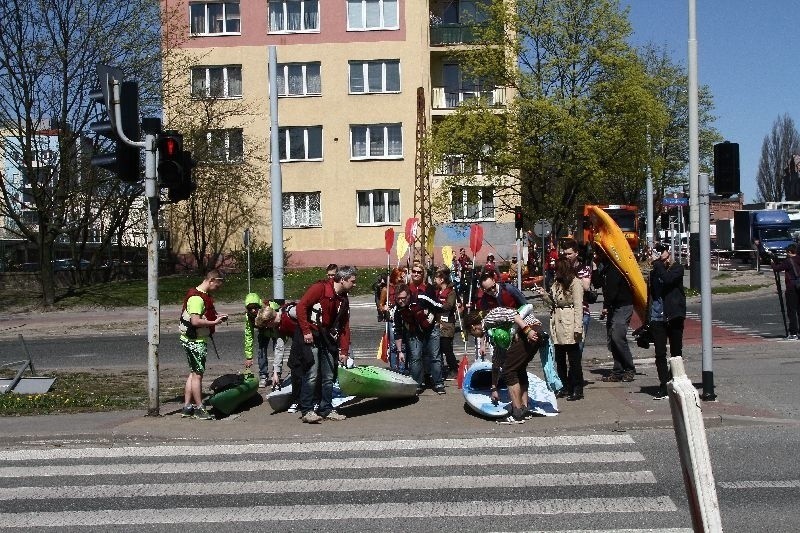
653 386 669 400
433 385 446 395
286 403 299 414
497 413 526 425
258 377 267 388
786 334 798 340
622 371 636 382
193 405 214 420
180 405 194 418
301 411 322 424
323 411 347 421
415 386 425 396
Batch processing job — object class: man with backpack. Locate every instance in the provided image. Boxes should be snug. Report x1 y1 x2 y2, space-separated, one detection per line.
295 265 357 423
393 283 445 395
179 270 228 420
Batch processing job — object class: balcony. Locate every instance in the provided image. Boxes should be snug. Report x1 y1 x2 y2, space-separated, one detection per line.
431 87 507 110
430 24 485 46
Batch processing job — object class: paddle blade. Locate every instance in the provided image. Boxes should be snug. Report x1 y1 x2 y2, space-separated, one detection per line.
469 224 483 255
405 217 418 245
456 354 470 389
384 228 395 254
396 234 409 262
377 333 389 363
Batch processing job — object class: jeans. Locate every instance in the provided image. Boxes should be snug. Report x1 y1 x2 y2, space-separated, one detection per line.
257 332 277 378
387 322 405 373
579 312 590 354
299 339 337 416
650 317 685 387
407 325 442 387
606 304 635 375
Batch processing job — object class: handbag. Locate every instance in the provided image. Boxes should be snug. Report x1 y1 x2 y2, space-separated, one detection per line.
632 323 653 349
584 287 599 304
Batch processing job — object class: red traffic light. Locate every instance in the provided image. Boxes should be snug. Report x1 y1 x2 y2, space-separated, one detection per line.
163 137 179 157
514 205 523 230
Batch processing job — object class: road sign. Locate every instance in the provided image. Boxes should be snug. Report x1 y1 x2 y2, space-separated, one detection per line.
534 219 552 237
663 197 689 206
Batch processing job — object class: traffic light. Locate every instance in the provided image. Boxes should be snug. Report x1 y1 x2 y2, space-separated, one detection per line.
167 151 197 203
157 131 184 187
89 70 141 183
514 205 524 230
713 141 740 196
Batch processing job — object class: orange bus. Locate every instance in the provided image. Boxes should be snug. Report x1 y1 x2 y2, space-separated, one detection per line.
580 204 640 252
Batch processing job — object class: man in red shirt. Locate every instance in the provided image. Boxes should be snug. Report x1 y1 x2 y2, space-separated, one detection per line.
294 265 357 423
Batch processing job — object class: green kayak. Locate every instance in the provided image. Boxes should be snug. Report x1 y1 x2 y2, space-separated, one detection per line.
208 374 259 416
337 365 418 398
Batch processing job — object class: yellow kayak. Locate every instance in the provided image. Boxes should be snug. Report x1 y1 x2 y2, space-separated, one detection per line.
589 205 647 323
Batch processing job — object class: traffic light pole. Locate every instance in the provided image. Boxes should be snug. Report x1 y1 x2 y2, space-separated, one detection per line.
105 75 160 415
144 132 160 416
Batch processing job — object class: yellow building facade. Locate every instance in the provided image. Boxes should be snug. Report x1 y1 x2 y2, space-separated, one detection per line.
165 0 514 267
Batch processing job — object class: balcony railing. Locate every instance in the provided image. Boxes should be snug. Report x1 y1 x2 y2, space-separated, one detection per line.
431 87 507 109
430 24 485 45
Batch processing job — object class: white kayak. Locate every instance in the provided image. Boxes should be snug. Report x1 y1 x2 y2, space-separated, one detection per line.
462 361 558 418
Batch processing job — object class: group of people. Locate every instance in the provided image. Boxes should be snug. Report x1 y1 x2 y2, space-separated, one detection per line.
177 235 691 423
180 264 359 424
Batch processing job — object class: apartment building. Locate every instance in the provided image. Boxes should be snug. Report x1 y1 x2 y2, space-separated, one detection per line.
170 0 514 267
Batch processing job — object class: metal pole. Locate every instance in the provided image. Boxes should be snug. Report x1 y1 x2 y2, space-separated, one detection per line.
269 46 285 303
516 234 522 291
245 228 251 294
145 132 160 416
698 172 716 400
688 0 701 289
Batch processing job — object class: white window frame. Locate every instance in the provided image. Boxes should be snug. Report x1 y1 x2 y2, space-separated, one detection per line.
191 66 243 98
348 60 400 94
283 192 321 227
268 0 320 34
350 123 402 160
451 186 495 221
279 126 323 161
189 2 241 35
357 189 400 225
201 129 244 163
276 62 321 97
346 0 399 31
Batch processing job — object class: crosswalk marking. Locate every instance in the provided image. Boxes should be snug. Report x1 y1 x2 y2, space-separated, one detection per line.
2 434 635 461
718 480 800 489
0 497 677 528
2 471 657 500
0 451 646 478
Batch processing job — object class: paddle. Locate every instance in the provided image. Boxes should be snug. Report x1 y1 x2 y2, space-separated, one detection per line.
378 228 395 364
467 224 483 351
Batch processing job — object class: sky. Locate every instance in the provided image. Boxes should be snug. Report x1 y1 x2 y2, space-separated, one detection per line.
623 0 800 203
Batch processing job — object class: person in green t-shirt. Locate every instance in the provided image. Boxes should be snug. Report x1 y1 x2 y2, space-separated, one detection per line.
179 270 228 420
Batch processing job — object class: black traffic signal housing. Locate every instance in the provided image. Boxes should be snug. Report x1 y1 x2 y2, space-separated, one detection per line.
167 151 197 203
514 205 524 231
157 131 184 187
713 141 740 196
89 80 141 183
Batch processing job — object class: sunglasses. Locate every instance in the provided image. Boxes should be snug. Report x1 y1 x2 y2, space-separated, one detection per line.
412 270 423 274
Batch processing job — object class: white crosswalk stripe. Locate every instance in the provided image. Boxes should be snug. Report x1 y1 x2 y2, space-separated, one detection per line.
0 434 690 530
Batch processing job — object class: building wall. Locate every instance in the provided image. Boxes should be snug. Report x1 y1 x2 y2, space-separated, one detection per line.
166 0 510 268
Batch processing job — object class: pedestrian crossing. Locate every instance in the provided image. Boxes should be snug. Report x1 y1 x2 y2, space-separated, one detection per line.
0 434 691 531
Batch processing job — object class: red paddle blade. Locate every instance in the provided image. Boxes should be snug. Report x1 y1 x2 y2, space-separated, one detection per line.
456 354 470 389
384 228 395 254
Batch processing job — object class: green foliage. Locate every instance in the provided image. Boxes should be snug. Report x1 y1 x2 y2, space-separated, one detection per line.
229 239 292 278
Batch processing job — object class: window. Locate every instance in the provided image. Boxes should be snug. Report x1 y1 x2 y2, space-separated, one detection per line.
196 129 244 163
191 66 242 98
451 186 494 221
347 0 398 30
269 1 319 33
350 124 402 159
276 62 321 96
349 60 400 93
434 154 492 175
279 126 322 161
190 2 241 35
357 189 400 225
283 192 321 227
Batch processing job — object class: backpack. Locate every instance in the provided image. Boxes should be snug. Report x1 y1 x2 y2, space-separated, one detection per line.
209 373 244 394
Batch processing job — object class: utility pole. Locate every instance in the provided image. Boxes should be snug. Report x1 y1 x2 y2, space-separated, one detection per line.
412 87 431 266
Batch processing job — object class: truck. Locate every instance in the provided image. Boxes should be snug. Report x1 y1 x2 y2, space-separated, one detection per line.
732 209 795 261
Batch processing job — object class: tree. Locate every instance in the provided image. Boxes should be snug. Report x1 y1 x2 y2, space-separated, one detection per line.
160 4 267 274
429 0 666 235
637 44 720 203
756 114 800 202
0 0 161 306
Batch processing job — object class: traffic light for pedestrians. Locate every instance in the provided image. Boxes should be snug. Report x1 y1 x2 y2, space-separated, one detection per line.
514 205 524 231
89 68 141 183
157 131 184 187
167 151 197 203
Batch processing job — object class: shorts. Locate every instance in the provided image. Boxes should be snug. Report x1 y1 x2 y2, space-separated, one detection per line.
182 338 208 374
501 324 544 387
